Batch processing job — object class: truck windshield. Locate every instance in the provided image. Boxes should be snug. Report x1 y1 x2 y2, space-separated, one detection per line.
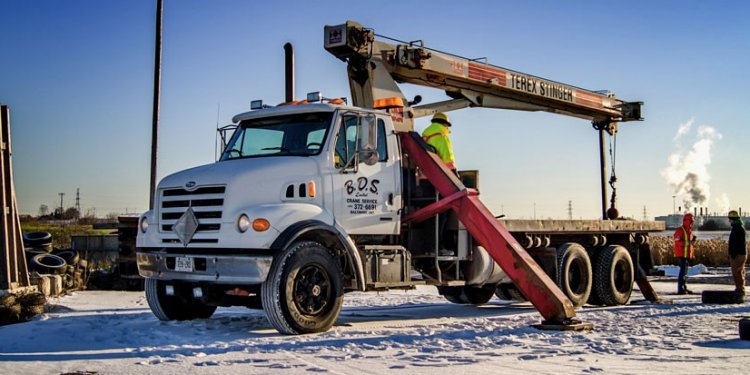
220 112 333 161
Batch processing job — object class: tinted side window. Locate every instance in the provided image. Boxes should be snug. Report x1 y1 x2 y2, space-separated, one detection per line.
335 115 358 168
377 119 387 162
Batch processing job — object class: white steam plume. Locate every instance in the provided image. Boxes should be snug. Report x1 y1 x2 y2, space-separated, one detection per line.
716 193 730 214
661 119 722 210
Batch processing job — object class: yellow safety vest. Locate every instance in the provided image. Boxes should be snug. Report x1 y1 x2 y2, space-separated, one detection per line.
422 122 456 170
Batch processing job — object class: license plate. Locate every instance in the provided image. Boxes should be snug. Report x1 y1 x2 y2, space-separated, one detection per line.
174 257 193 272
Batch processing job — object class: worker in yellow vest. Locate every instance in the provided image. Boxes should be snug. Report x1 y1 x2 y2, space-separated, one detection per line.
421 113 456 172
421 113 457 255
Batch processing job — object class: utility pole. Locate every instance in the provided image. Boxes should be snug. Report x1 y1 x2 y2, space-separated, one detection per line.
58 192 65 218
75 188 81 216
568 200 573 220
149 0 164 210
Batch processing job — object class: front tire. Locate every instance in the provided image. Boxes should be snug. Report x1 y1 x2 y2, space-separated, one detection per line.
261 241 344 334
145 279 217 321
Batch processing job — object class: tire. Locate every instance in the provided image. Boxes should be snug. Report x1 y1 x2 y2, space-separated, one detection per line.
494 284 512 301
53 250 80 266
591 245 634 306
29 254 67 274
261 241 344 335
25 247 48 259
556 243 592 308
439 285 496 305
23 231 52 247
145 279 217 321
506 285 527 302
740 318 750 340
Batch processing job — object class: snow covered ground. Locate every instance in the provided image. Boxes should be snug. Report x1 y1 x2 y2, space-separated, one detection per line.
1 279 749 375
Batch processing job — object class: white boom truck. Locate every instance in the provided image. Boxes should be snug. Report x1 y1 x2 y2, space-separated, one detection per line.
137 21 664 334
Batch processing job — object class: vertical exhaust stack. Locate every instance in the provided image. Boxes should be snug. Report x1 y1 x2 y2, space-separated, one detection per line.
284 43 294 103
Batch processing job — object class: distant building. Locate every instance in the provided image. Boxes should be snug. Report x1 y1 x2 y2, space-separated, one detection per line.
655 208 747 230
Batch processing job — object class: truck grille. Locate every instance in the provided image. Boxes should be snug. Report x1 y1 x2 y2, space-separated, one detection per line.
159 186 225 244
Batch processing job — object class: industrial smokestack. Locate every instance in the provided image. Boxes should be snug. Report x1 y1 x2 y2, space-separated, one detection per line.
694 207 697 217
740 207 743 216
284 43 294 103
700 207 703 216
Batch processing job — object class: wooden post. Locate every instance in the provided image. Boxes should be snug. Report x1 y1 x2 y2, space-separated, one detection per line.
0 104 30 291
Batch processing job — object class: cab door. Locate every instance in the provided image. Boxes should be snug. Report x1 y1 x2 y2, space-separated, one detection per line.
331 112 401 235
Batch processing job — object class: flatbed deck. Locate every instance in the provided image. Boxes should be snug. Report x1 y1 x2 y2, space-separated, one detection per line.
499 219 665 234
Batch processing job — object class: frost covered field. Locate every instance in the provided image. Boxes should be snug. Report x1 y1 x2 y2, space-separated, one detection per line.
1 280 749 375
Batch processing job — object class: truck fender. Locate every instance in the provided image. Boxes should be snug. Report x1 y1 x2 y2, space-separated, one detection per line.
271 220 365 291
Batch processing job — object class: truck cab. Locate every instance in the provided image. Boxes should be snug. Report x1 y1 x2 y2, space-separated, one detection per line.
137 101 408 332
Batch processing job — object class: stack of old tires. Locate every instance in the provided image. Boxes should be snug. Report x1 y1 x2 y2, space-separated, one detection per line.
0 292 47 325
23 231 87 291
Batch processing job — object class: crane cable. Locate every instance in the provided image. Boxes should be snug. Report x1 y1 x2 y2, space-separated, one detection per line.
608 132 618 212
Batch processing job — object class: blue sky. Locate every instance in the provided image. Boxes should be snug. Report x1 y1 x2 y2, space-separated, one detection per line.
1 0 748 219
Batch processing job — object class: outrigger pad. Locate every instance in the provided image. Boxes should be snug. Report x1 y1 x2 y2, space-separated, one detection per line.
702 290 745 304
533 319 594 332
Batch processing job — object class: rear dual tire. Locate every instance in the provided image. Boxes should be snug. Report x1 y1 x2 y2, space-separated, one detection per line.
556 243 592 308
589 245 634 306
440 285 496 305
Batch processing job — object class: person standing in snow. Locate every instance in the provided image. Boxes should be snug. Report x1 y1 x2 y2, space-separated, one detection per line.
727 210 747 302
674 213 696 294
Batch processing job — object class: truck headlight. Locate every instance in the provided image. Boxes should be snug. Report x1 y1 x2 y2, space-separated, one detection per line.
237 214 250 233
140 216 149 233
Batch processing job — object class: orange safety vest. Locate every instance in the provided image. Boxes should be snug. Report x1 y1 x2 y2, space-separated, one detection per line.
673 225 694 259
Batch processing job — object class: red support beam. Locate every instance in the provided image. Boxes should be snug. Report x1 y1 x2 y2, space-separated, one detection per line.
400 132 576 323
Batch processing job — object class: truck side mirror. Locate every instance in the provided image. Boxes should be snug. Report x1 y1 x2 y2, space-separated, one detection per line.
358 114 378 166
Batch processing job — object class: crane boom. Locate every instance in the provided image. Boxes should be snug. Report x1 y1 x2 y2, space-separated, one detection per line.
325 21 642 132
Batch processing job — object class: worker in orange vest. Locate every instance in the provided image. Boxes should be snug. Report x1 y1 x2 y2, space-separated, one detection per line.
674 213 696 294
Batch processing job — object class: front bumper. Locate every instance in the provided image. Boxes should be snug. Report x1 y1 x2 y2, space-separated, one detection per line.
137 251 273 284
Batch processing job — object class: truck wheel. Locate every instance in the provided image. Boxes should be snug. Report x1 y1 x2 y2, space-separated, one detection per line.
556 243 592 308
494 284 512 300
505 285 527 302
145 279 217 321
439 285 495 305
261 241 344 334
494 283 527 302
591 245 634 306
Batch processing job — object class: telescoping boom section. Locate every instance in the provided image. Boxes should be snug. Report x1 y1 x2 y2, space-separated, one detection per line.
325 21 642 132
